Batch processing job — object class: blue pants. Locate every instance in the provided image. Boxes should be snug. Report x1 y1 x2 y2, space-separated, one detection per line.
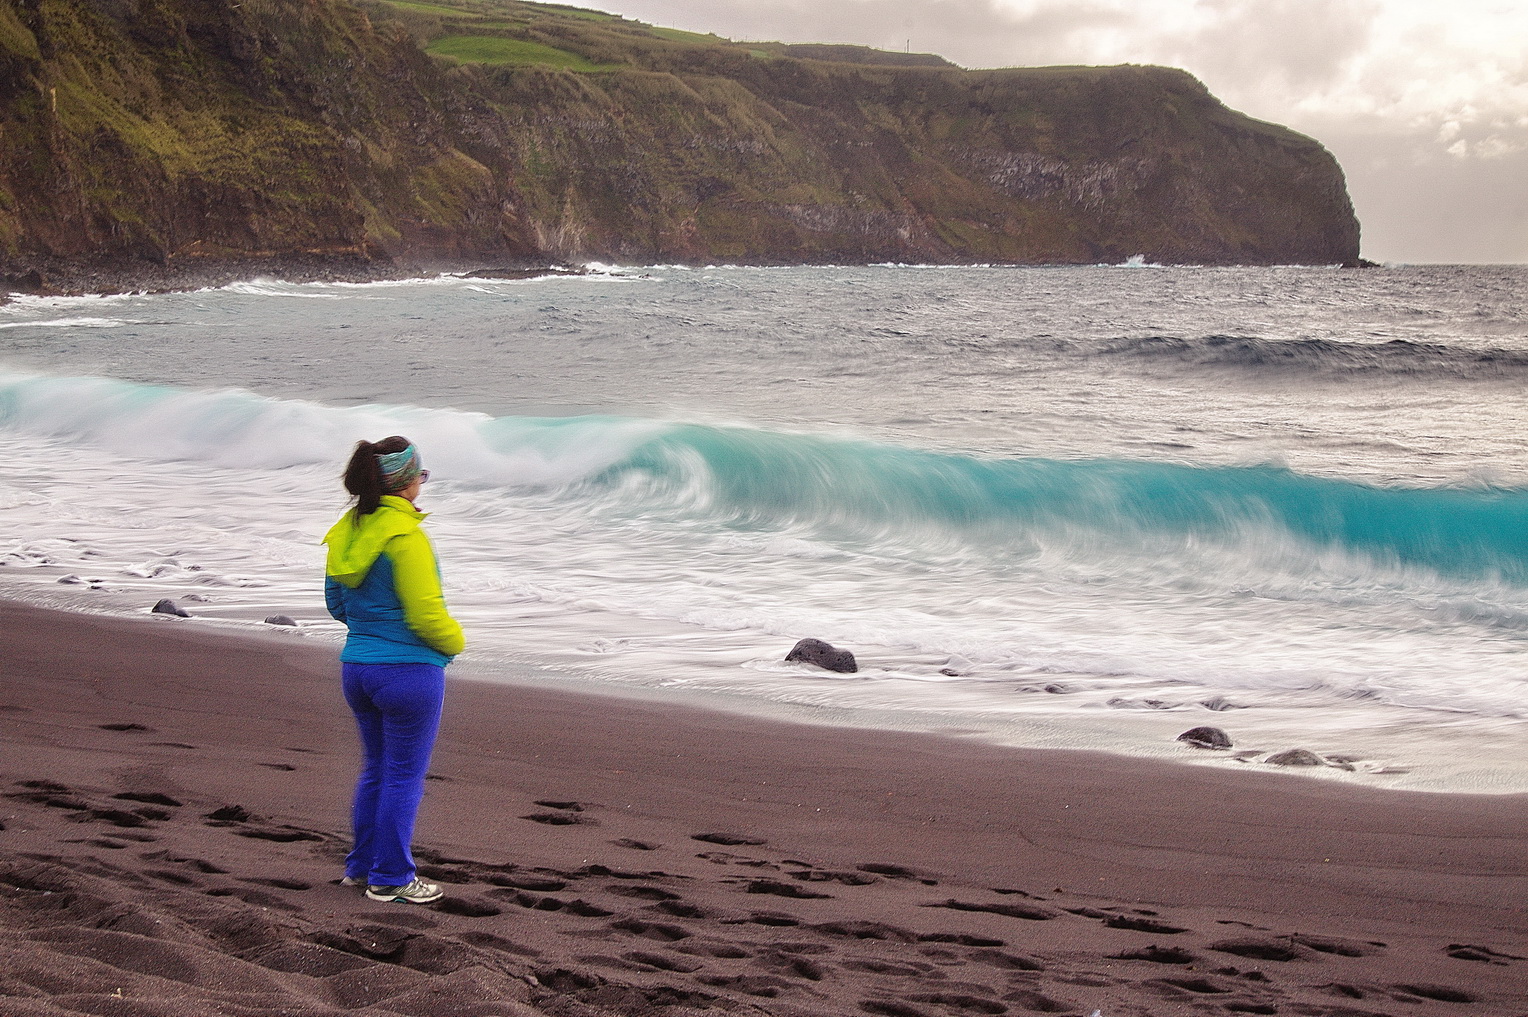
342 662 445 887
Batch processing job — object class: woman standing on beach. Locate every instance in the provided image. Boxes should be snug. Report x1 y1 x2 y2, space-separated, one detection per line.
323 437 464 905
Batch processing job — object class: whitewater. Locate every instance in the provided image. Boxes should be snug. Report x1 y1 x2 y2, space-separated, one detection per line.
2 263 1526 792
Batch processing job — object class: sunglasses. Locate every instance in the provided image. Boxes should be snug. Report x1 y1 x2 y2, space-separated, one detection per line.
419 469 431 483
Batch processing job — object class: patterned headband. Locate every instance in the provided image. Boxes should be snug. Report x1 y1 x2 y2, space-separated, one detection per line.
377 444 423 491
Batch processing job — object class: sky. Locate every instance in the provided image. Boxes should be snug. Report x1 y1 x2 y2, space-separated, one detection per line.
563 0 1528 264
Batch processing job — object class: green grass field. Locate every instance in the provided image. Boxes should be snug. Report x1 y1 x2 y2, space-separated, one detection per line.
424 34 611 69
648 26 719 45
519 2 618 21
375 0 486 18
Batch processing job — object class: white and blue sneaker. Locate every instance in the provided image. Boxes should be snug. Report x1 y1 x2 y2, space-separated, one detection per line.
365 878 443 904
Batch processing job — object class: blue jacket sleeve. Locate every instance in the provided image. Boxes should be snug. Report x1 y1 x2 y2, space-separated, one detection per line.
324 576 347 623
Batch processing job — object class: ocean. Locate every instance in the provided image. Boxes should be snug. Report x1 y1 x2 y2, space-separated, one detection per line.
2 263 1526 793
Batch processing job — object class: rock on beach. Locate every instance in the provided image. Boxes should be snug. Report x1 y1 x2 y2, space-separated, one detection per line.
1176 726 1232 749
785 638 858 673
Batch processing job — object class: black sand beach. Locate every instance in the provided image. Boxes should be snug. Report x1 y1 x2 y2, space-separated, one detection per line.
2 602 1525 1016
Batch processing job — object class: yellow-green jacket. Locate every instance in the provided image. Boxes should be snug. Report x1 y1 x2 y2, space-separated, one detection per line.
323 495 464 665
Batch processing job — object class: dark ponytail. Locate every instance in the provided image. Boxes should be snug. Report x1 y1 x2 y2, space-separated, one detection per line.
343 435 412 519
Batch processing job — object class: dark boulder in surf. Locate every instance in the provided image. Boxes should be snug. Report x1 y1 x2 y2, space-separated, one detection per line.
786 638 858 674
151 598 190 618
1176 726 1232 749
264 615 298 627
1266 748 1324 766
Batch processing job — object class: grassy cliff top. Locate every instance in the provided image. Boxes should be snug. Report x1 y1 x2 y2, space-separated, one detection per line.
359 0 958 72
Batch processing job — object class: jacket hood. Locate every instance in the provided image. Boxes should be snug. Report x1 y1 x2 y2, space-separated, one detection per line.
323 496 427 588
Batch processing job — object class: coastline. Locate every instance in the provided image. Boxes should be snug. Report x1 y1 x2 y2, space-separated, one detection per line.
0 255 583 303
3 600 1524 1015
1 256 1379 305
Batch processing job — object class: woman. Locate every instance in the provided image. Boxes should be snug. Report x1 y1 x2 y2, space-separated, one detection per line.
324 436 464 904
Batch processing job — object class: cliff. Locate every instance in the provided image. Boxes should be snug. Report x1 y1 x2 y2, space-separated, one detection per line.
0 0 1361 289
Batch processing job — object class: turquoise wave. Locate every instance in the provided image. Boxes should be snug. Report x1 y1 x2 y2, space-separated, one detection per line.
3 367 1525 583
579 423 1528 582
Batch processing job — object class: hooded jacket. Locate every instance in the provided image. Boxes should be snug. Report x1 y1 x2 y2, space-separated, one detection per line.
323 495 464 666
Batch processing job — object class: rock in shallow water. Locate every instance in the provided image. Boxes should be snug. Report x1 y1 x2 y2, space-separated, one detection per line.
785 638 857 674
1265 748 1324 767
1176 726 1232 749
264 615 297 627
151 598 190 618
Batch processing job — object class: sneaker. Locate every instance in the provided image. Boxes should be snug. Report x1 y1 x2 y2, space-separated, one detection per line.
365 878 443 904
340 876 364 887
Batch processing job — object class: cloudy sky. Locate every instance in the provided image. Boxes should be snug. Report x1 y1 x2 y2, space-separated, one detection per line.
567 0 1527 263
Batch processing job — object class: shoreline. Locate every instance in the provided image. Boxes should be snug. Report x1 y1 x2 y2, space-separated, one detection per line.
0 256 1382 304
3 600 1525 1014
0 255 590 304
7 572 1527 799
15 560 1528 798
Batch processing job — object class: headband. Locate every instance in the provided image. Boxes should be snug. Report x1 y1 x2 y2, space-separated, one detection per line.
377 444 423 491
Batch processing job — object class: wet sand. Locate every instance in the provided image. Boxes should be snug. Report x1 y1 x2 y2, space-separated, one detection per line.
2 601 1525 1016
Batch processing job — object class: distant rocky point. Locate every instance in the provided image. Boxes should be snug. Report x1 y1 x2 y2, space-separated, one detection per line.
0 0 1362 292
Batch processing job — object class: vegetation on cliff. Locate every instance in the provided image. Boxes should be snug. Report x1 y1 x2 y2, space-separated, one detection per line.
0 0 1360 286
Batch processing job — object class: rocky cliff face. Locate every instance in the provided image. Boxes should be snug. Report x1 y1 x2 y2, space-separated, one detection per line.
0 0 1360 289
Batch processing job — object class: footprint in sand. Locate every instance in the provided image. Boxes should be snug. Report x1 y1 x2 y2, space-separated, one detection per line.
522 812 596 826
744 878 833 900
999 987 1072 1013
857 861 939 885
651 899 709 919
1152 974 1233 994
490 890 612 917
610 918 692 941
695 972 793 998
1209 938 1312 962
918 932 1005 948
140 852 227 874
431 896 502 918
622 949 703 973
926 899 1060 922
670 940 751 959
1289 933 1382 957
234 826 324 844
112 792 183 807
698 851 777 868
458 930 541 957
906 991 1006 1014
860 999 936 1017
966 949 1044 972
756 950 828 981
67 807 152 829
787 866 879 886
240 877 312 891
691 832 767 846
610 838 660 850
1392 983 1477 1003
1447 943 1525 964
145 868 200 886
1112 944 1195 965
485 873 567 892
744 911 801 928
605 884 680 902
